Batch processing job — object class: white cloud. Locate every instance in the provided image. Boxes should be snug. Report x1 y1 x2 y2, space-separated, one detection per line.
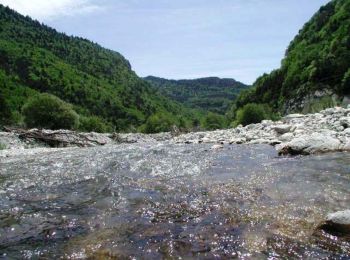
0 0 102 20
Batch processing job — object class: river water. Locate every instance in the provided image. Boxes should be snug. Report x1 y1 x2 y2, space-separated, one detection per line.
0 144 349 259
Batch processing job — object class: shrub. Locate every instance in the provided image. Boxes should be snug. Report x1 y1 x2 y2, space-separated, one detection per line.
139 113 175 133
79 116 112 133
22 93 79 130
235 103 270 126
201 112 226 130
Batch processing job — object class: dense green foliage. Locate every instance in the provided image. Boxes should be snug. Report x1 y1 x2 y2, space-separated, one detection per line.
78 116 113 133
144 76 248 114
234 103 275 126
232 0 350 116
0 89 13 125
22 93 79 130
139 113 176 134
201 112 227 130
0 5 202 131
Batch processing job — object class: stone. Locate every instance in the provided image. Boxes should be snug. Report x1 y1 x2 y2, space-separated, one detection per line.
319 210 350 235
211 144 224 150
279 133 294 142
277 133 341 155
340 117 350 128
229 138 246 144
248 139 269 144
341 139 350 150
284 114 305 119
272 124 292 134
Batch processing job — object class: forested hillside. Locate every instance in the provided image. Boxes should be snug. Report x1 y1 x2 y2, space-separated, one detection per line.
0 4 201 132
232 0 350 118
144 76 248 114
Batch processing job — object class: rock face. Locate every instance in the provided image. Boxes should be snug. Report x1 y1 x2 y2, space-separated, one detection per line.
319 210 350 235
174 106 350 155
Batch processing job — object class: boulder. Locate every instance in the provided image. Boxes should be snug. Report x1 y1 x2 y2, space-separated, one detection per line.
341 139 350 150
272 124 292 134
277 133 341 155
319 210 350 235
340 117 350 128
279 133 294 142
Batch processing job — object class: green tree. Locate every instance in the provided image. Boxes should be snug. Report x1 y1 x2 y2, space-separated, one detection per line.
79 116 112 133
201 112 226 130
235 103 268 126
139 113 175 133
22 93 79 130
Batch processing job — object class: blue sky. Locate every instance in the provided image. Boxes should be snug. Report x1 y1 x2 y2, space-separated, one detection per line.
1 0 330 84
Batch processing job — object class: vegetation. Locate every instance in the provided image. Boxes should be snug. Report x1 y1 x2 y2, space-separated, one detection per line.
0 89 13 126
0 4 202 132
139 113 176 134
144 76 248 114
201 113 227 130
231 0 350 118
22 93 79 130
78 116 113 133
234 103 278 126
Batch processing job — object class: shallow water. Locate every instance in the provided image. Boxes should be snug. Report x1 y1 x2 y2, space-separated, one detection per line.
0 144 349 259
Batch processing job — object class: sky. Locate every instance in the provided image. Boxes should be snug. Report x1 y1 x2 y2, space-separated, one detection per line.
0 0 330 84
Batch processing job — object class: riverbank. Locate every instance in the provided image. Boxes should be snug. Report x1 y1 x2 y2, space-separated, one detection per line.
1 106 349 158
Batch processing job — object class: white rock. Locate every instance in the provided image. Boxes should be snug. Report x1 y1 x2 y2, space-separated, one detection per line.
248 139 270 144
284 114 305 119
340 117 350 128
229 138 246 144
343 128 350 135
341 139 350 150
322 210 350 234
326 210 350 225
277 133 341 155
279 133 294 142
272 124 292 134
211 144 224 150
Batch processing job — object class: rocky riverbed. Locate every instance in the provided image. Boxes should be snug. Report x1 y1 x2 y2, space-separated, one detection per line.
1 106 350 158
174 106 350 155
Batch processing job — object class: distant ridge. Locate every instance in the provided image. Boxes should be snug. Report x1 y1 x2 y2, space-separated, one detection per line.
144 76 249 114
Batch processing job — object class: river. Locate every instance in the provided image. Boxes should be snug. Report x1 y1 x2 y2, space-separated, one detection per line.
0 143 349 259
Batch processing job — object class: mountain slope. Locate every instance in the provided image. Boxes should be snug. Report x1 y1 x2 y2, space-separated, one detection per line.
144 76 248 114
233 0 350 115
0 4 200 131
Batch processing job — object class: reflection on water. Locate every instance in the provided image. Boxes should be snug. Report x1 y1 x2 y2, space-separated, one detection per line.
0 144 349 259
